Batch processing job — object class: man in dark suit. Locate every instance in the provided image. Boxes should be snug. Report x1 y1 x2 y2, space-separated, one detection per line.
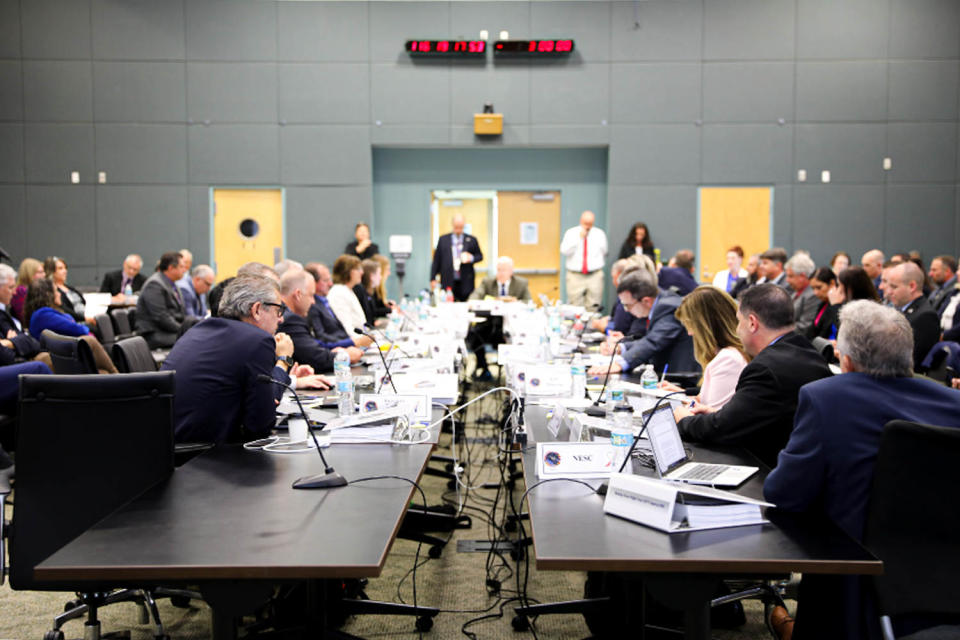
927 254 958 315
279 269 337 374
587 269 698 377
784 252 820 335
0 264 42 361
673 284 832 468
304 263 366 362
99 254 146 299
886 261 940 372
161 275 325 444
765 300 960 640
136 252 187 349
431 214 483 301
657 249 699 296
758 247 789 288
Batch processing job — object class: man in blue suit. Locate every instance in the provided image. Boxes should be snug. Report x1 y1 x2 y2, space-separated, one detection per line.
657 249 699 296
765 300 960 639
304 263 366 362
430 214 483 301
162 275 326 444
176 264 215 318
588 269 698 377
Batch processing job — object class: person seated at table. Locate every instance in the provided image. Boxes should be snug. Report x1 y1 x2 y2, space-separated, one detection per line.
273 259 302 279
592 256 655 336
354 258 381 328
711 245 748 294
659 286 747 409
136 251 187 349
304 263 368 362
162 275 327 444
784 252 820 335
327 254 369 337
764 301 960 640
370 254 395 319
279 269 337 375
23 279 117 374
176 264 215 318
238 261 280 282
587 269 697 377
805 267 838 341
44 256 90 325
345 222 380 261
0 264 44 362
673 284 831 468
100 254 146 300
657 249 699 296
467 256 532 380
10 257 45 322
729 253 761 299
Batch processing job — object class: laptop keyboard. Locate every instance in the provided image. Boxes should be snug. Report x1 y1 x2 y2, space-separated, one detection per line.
674 464 725 481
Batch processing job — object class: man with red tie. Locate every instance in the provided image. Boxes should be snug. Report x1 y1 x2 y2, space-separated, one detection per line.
560 210 608 311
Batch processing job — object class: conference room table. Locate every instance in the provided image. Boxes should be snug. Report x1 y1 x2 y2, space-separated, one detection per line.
517 404 882 640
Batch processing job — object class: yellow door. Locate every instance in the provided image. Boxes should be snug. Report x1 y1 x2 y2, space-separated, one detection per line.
431 196 490 288
213 189 284 281
698 187 772 283
496 191 561 302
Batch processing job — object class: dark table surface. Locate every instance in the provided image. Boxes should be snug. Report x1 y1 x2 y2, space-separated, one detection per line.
35 442 433 583
520 405 882 576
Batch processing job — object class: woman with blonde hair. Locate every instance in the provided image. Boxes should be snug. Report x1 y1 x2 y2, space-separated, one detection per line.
371 254 394 319
11 258 45 322
661 285 747 408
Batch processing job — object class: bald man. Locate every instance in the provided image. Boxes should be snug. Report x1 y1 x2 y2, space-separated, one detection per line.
861 249 885 291
431 213 483 301
886 261 940 372
560 211 608 311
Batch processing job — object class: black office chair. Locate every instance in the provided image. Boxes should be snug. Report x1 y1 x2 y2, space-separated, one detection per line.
40 330 97 374
0 372 196 640
112 336 157 373
93 314 118 349
109 307 136 338
864 420 960 639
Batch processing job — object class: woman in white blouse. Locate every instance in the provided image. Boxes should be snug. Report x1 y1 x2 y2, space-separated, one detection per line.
326 254 368 337
710 245 749 294
660 286 748 408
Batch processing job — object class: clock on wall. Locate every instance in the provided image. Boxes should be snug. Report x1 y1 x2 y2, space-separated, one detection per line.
405 40 486 56
493 39 575 56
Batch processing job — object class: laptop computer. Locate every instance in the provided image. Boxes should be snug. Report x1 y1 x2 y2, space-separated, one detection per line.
642 403 758 487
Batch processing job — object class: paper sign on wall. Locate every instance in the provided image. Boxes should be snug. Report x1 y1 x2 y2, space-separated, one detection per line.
520 222 539 245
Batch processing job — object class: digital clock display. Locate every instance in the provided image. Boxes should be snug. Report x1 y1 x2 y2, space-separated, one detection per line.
494 39 575 56
405 40 486 56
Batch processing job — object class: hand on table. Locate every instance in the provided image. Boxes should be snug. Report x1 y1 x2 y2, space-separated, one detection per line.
296 374 333 390
290 363 314 378
658 380 683 393
588 362 621 376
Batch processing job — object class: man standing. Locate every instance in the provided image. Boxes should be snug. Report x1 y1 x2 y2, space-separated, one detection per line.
586 270 697 377
861 249 885 291
784 253 820 334
927 255 958 315
431 214 483 301
673 284 832 468
100 254 145 299
758 248 788 288
560 211 607 311
279 269 338 374
764 301 960 639
885 261 940 371
176 264 215 318
136 252 187 349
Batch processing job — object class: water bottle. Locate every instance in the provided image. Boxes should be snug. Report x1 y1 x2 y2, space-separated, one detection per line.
640 364 658 391
124 283 133 297
445 287 454 303
606 378 625 410
610 404 634 472
570 353 586 400
334 350 354 417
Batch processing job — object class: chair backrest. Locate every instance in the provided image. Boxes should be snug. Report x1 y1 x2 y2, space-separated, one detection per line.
40 330 97 374
864 419 960 617
94 314 116 344
112 336 157 373
10 372 175 591
110 307 133 335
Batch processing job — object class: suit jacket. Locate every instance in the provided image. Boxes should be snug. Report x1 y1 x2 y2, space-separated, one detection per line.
678 332 832 468
806 302 839 341
610 299 646 337
99 269 145 296
353 284 376 326
657 267 698 297
902 296 940 372
469 275 532 301
928 276 958 315
57 283 87 322
0 305 41 358
308 295 354 349
430 233 483 294
792 286 820 335
161 317 288 444
176 278 206 318
280 311 335 373
764 373 960 639
136 272 185 338
619 290 698 375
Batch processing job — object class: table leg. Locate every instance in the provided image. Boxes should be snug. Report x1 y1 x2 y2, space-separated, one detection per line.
641 573 715 640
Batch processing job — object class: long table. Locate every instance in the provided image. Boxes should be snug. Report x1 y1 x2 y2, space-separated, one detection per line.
518 404 882 639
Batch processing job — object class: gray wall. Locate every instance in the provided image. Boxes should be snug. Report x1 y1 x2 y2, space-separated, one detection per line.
1 0 958 289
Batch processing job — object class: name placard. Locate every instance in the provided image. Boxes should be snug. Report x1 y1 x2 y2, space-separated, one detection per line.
536 442 616 478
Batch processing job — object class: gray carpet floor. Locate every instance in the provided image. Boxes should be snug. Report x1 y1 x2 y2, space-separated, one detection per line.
0 382 785 639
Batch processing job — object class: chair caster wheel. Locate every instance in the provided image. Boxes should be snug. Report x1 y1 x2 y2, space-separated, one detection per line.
446 479 456 490
43 631 65 640
428 545 443 559
170 595 191 608
415 616 433 632
505 520 517 532
511 615 530 631
63 599 81 612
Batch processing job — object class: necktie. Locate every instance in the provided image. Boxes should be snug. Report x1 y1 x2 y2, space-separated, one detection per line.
582 232 589 274
500 283 506 297
121 276 130 292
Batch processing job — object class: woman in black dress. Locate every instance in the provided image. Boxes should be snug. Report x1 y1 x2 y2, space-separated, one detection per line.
617 222 656 261
344 222 380 261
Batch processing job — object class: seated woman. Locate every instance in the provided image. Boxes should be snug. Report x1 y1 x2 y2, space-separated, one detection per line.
660 286 747 409
807 266 839 340
11 258 45 322
371 254 394 319
710 245 748 293
44 256 89 324
326 255 369 337
23 279 117 374
344 222 380 261
353 258 381 328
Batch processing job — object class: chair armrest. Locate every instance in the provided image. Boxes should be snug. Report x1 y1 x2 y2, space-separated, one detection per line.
0 469 11 586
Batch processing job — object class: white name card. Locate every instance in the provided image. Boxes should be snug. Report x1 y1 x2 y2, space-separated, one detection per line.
536 442 616 478
524 364 572 397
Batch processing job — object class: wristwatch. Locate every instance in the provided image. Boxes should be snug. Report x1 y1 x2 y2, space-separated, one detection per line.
276 355 294 367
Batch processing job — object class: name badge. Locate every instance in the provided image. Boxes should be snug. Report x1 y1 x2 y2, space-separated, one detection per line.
536 442 616 478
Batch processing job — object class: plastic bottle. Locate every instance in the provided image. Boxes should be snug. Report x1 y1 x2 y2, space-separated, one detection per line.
606 377 625 410
610 404 634 472
640 364 658 391
445 287 454 303
570 353 586 400
124 283 133 298
334 349 354 417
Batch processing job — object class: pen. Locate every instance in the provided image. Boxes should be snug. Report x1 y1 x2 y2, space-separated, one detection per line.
660 364 669 383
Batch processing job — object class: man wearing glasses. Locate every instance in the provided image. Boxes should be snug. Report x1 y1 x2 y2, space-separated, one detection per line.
176 264 216 318
162 274 328 444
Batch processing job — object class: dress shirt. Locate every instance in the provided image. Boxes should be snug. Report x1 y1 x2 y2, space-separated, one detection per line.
499 279 510 297
560 226 607 273
326 283 368 337
0 303 21 331
711 268 748 293
941 293 960 332
698 347 748 409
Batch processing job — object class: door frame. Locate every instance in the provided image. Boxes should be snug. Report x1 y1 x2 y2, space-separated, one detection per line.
208 186 287 276
695 185 775 282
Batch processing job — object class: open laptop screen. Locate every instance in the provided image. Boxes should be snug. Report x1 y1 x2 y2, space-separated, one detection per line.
643 403 687 476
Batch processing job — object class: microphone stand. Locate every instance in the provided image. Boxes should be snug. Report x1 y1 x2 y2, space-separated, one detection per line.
355 327 398 393
258 374 348 489
567 312 595 363
584 331 641 417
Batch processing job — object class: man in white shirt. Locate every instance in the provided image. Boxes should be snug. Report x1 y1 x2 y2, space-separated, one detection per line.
560 210 607 311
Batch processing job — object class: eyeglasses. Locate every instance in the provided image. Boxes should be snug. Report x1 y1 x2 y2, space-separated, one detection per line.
261 301 287 318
